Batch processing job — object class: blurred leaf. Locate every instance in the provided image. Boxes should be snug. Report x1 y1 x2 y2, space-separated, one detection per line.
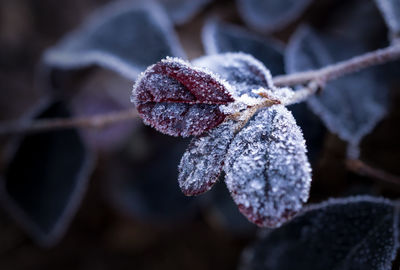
236 0 313 32
69 69 139 153
374 0 400 37
240 196 400 270
202 18 285 75
286 25 392 157
158 0 211 25
0 101 94 246
105 127 199 225
43 0 185 81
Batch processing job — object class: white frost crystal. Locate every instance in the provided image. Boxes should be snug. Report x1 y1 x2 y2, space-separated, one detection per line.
178 120 237 196
224 105 311 227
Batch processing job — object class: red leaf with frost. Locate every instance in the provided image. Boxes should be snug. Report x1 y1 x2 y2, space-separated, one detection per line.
132 57 235 137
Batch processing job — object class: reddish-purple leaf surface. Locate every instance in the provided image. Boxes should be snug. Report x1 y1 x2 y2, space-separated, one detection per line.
132 57 235 137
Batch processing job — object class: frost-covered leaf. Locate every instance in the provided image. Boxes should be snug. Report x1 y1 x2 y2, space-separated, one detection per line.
374 0 400 37
202 19 285 75
240 196 400 270
43 0 185 81
0 101 93 246
159 0 211 25
69 69 139 152
286 26 390 156
224 105 311 227
236 0 313 32
105 128 198 224
178 120 237 196
192 52 275 98
132 57 234 137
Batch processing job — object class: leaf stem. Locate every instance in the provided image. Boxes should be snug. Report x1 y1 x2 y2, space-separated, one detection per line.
273 43 400 87
0 109 138 136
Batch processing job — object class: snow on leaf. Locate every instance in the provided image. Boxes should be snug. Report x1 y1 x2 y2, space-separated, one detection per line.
374 0 400 37
158 0 212 25
224 105 311 228
240 196 400 270
236 0 313 32
202 18 285 75
132 57 235 137
0 101 93 246
192 52 275 99
43 0 185 81
286 26 390 156
178 120 237 196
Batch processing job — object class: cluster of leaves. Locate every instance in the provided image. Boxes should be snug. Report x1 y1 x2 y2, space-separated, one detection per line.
1 0 400 269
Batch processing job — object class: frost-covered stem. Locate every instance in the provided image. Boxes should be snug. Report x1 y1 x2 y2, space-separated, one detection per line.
283 81 321 106
273 43 400 87
0 109 138 136
346 159 400 186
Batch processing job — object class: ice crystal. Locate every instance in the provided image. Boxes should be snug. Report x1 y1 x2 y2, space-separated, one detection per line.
132 57 235 137
178 121 237 196
240 196 400 270
193 52 274 99
224 105 311 227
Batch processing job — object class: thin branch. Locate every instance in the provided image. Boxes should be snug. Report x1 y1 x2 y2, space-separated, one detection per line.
0 108 138 136
346 159 400 186
273 43 400 87
0 43 399 136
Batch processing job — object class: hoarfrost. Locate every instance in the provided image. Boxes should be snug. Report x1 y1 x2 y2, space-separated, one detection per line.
178 121 238 196
224 105 311 227
240 196 400 270
132 57 235 137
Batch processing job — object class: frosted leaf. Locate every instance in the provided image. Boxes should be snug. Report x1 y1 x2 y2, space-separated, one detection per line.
158 0 211 25
374 0 400 37
178 120 237 196
43 0 185 81
224 105 312 227
202 18 285 75
286 26 390 156
240 196 400 270
236 0 313 32
132 57 235 137
192 52 275 99
0 101 93 246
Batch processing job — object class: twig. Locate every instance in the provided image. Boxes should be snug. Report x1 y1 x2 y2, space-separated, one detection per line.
0 43 399 136
273 43 400 87
0 109 138 136
346 159 400 186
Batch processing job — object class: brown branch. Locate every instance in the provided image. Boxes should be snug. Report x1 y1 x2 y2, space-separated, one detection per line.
0 44 399 136
273 43 400 87
0 108 138 136
346 159 400 186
